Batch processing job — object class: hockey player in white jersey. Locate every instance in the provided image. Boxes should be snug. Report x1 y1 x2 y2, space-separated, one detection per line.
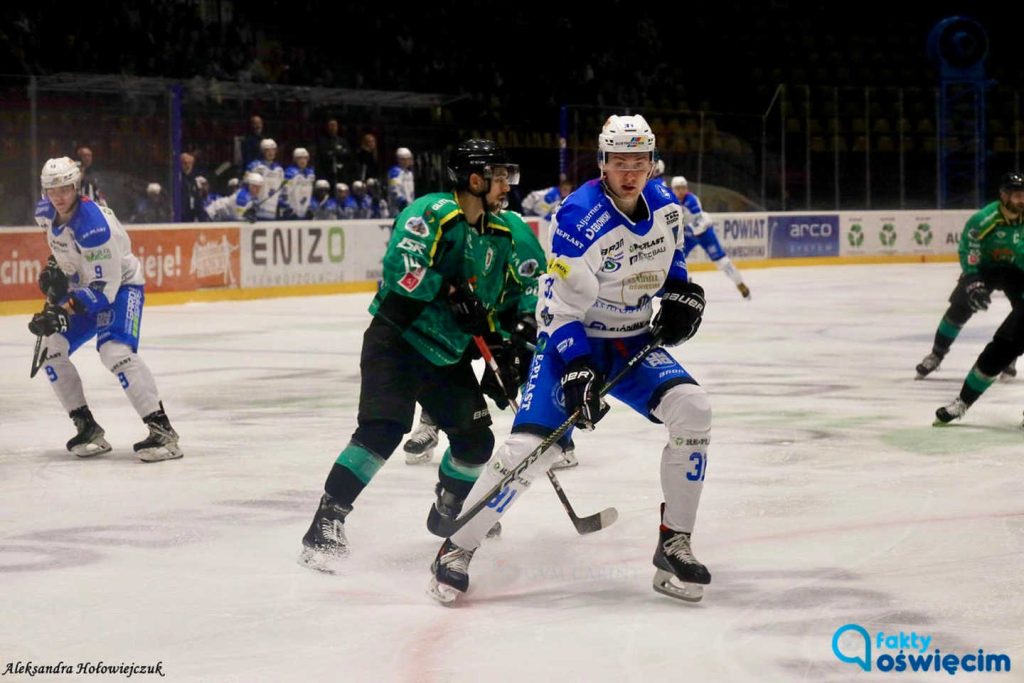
30 157 183 462
246 139 285 220
671 176 751 300
428 115 713 604
279 147 315 219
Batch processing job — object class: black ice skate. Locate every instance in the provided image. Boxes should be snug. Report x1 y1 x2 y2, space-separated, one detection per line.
67 406 112 457
427 538 476 605
915 352 944 379
652 508 711 603
427 483 501 539
299 493 352 573
133 403 183 462
403 417 439 465
427 483 466 537
934 397 968 425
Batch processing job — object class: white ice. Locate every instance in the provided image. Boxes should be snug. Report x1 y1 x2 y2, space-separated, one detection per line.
2 263 1023 682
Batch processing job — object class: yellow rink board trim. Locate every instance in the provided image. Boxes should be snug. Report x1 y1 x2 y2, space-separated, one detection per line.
0 253 959 317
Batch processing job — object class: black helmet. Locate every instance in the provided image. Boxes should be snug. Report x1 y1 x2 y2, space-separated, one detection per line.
447 139 518 191
999 171 1024 193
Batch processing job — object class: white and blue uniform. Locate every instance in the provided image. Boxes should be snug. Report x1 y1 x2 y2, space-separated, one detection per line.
450 178 713 552
387 164 414 213
310 195 339 220
280 165 315 219
245 159 284 220
521 185 563 221
678 190 725 261
34 196 162 419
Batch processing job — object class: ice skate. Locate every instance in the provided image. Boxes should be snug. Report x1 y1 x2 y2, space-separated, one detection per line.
133 404 183 462
550 440 578 471
915 352 943 379
934 397 968 425
403 417 439 465
1000 358 1017 382
737 282 751 300
427 538 476 605
652 516 710 602
427 483 500 538
299 493 352 572
67 406 111 457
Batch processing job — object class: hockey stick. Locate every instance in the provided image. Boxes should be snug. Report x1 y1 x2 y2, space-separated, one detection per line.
30 257 59 378
475 335 615 534
30 329 47 378
432 333 662 538
243 173 293 222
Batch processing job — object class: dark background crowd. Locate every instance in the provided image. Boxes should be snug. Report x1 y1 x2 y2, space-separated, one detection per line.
1 1 1021 223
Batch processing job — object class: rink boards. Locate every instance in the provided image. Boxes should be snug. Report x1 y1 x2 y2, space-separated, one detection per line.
0 210 969 315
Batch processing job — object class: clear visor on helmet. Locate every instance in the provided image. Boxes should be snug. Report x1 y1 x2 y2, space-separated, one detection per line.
603 155 654 174
487 164 520 186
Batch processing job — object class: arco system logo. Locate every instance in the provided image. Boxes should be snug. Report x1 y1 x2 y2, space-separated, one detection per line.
833 624 1012 675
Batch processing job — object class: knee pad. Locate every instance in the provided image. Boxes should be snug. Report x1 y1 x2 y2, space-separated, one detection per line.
653 383 712 434
352 419 406 458
98 341 135 374
448 428 495 467
44 334 74 370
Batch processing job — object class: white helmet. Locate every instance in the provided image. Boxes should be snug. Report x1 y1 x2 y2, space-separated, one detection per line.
396 147 413 159
260 138 278 151
227 178 240 190
336 182 349 193
352 180 365 191
671 176 688 188
598 114 655 163
293 147 310 158
654 159 665 176
244 171 265 186
314 179 330 189
40 157 82 190
146 182 162 194
195 175 208 186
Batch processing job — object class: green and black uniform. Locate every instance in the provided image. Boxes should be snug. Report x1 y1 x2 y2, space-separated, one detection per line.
925 201 1024 359
945 203 1024 405
325 192 517 505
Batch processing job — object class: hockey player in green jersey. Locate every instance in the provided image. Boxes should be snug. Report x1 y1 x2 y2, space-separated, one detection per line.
299 140 528 571
916 172 1024 380
932 172 1024 424
402 210 580 468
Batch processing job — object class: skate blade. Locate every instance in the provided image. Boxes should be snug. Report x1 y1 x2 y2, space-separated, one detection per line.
137 443 184 462
298 546 348 574
427 577 463 605
652 569 705 603
71 440 112 458
404 447 435 465
999 372 1016 383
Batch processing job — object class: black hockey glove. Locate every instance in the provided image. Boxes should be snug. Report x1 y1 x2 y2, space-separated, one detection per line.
653 279 705 346
28 304 69 337
243 205 258 224
510 314 537 349
509 314 538 374
479 339 521 410
38 257 68 304
964 276 991 312
448 280 490 336
560 357 609 430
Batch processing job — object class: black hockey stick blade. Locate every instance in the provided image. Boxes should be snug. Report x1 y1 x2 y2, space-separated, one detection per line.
30 335 47 378
546 470 617 534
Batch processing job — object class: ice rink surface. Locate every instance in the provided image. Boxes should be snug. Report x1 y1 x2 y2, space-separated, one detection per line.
2 262 1023 682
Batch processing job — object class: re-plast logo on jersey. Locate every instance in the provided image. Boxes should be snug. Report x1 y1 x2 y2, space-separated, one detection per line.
832 624 1012 675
